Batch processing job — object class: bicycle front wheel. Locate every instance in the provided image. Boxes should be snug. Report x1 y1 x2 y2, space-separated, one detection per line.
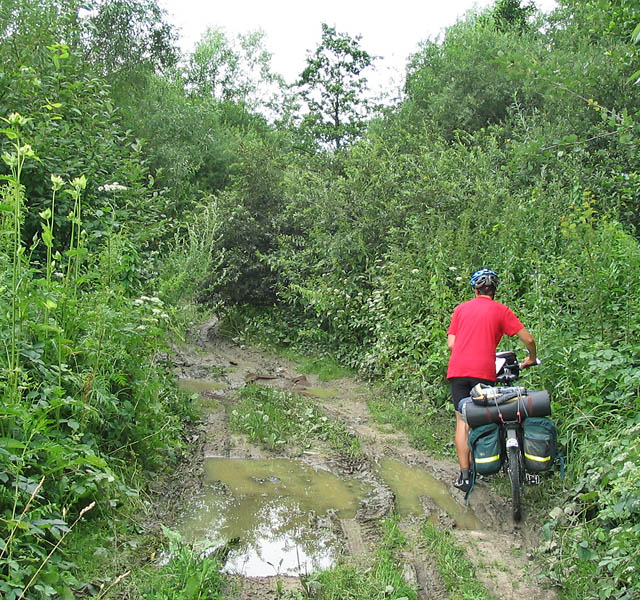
507 446 523 522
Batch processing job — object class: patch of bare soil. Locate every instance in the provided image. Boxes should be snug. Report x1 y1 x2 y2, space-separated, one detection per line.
156 319 557 600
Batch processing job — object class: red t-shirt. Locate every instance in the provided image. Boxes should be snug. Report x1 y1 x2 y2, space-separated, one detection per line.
446 296 524 380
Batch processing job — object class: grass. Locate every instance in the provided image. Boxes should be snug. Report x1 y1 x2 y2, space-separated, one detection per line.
308 517 418 600
67 519 227 599
124 528 226 600
421 522 494 600
368 387 453 456
229 384 361 456
290 353 355 381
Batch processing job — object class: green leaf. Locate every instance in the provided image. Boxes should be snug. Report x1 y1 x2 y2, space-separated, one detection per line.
626 69 640 85
0 128 18 139
60 587 75 600
185 573 201 599
577 541 598 561
578 491 599 503
0 438 26 449
631 22 640 44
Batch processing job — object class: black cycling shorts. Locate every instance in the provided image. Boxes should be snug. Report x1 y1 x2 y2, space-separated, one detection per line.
449 377 495 412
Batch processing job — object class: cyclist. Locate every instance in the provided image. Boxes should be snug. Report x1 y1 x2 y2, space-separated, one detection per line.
446 269 537 492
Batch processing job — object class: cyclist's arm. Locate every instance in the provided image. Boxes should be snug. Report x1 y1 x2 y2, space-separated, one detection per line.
516 328 537 367
447 334 456 351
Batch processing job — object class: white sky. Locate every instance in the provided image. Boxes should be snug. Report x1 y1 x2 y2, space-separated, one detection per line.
158 0 557 95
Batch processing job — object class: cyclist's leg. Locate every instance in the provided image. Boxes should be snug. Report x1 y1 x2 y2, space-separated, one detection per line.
455 411 471 469
450 377 495 491
450 378 473 490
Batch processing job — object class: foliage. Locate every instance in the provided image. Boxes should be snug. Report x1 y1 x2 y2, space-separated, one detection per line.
197 130 292 305
230 385 361 457
421 522 493 600
310 517 417 600
492 0 536 34
82 0 178 75
296 23 376 149
126 527 226 600
0 43 169 272
539 417 640 600
0 111 191 598
185 27 285 114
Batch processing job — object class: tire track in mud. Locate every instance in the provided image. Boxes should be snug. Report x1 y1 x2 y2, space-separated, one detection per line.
164 321 556 600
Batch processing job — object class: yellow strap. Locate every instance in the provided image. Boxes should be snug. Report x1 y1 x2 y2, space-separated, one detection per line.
475 455 500 464
524 453 550 462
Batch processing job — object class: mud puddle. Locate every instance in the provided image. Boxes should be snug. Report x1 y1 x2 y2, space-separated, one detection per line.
177 455 481 577
377 458 481 530
178 458 369 576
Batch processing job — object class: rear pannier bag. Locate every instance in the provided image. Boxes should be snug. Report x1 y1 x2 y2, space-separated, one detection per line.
522 417 557 472
468 423 502 475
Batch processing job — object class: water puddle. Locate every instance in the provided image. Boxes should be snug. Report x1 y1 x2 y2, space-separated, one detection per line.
178 378 227 394
179 458 369 576
179 457 481 576
377 458 482 530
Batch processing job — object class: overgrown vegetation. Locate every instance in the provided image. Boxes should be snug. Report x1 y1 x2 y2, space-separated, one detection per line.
421 522 493 600
306 517 418 600
230 385 361 456
2 0 639 597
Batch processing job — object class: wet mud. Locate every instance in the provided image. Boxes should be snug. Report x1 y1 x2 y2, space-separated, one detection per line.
155 317 556 600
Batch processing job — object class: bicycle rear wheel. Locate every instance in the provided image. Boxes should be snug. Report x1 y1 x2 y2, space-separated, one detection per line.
507 446 523 522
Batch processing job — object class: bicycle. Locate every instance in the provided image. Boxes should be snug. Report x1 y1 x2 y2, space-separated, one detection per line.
460 351 555 522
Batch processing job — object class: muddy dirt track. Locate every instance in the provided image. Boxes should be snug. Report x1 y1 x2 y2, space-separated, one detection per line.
157 318 557 600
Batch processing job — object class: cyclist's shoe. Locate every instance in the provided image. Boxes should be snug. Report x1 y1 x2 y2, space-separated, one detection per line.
453 474 471 492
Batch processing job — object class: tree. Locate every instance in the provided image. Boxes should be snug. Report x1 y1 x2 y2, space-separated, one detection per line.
82 0 179 75
296 23 376 150
185 27 285 116
492 0 536 33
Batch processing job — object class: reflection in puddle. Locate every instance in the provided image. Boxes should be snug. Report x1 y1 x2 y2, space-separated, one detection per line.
178 378 227 393
179 458 368 576
377 458 482 530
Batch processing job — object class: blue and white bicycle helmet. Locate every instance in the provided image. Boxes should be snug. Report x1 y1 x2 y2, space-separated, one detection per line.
470 268 499 289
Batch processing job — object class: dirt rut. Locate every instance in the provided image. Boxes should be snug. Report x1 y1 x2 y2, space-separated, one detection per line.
161 320 556 600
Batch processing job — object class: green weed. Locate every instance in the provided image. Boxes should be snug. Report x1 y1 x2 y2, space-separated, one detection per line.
125 528 226 600
230 385 361 456
309 517 417 600
368 388 453 456
0 112 191 598
421 522 494 600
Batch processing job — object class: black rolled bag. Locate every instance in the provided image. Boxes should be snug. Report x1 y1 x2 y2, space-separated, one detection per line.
459 390 551 428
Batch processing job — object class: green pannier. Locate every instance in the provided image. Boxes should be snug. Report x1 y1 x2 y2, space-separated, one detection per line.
468 423 502 475
522 417 557 472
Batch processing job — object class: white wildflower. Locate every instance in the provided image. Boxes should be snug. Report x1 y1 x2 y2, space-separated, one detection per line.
100 182 128 193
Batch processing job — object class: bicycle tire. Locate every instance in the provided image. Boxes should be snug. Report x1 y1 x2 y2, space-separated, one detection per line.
507 446 523 522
